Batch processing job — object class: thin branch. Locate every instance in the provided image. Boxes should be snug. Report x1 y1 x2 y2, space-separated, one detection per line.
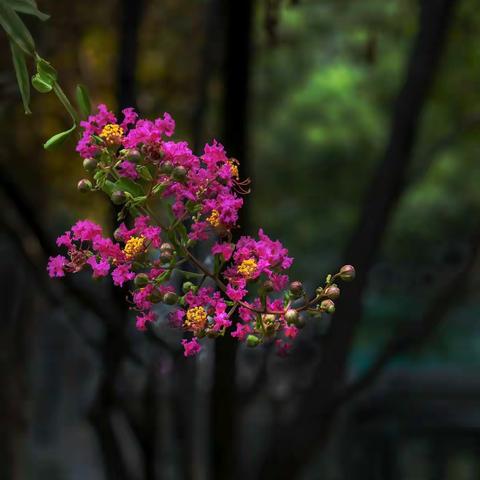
332 225 480 408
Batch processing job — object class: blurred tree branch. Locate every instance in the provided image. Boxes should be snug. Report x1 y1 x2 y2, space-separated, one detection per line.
259 0 459 478
333 224 480 407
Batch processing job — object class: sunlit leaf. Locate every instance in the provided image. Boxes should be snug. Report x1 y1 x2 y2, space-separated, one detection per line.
31 72 52 92
43 124 76 150
36 57 57 81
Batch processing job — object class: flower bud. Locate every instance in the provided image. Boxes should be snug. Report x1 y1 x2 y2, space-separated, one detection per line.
182 281 194 293
172 166 187 181
77 179 92 193
320 299 335 314
295 315 306 329
246 334 260 347
126 149 141 163
83 157 98 172
134 273 149 288
339 264 356 282
284 309 299 324
111 190 127 205
160 250 173 264
263 314 276 325
160 160 173 174
148 289 163 303
315 287 324 297
163 292 178 305
289 281 303 297
324 284 340 300
160 242 173 252
113 228 123 242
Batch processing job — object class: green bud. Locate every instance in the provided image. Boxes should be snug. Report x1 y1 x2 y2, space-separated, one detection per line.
295 315 306 329
126 149 141 163
160 160 173 174
172 166 187 181
289 281 303 297
113 228 123 242
77 179 92 193
339 265 356 282
134 273 149 288
83 157 98 172
182 281 194 293
324 284 340 300
148 289 163 303
246 335 261 347
160 251 173 264
111 190 127 205
284 309 299 324
320 299 335 314
160 242 173 252
163 292 178 305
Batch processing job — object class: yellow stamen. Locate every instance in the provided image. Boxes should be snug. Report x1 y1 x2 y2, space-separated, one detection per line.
237 258 258 278
123 236 146 259
229 160 239 178
207 209 221 227
185 306 207 332
100 123 124 146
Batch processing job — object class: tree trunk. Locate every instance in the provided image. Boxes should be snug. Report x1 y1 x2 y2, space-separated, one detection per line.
259 0 458 478
0 247 34 480
210 1 254 480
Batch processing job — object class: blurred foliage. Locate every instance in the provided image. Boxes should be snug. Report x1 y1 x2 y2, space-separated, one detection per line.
1 0 480 370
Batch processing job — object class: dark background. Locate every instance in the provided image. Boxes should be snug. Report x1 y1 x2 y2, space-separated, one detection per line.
1 0 480 479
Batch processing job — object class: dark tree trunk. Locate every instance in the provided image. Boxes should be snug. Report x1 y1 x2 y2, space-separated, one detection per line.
117 0 144 111
259 0 458 478
210 1 254 480
88 2 147 479
0 249 34 480
191 0 223 153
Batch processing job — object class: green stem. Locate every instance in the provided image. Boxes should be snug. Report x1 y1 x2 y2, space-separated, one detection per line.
53 82 79 124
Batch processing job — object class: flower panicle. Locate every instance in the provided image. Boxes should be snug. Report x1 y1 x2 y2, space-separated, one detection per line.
49 104 355 358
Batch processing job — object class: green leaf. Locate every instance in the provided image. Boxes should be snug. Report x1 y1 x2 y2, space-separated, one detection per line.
137 165 153 181
176 222 188 241
113 178 144 198
102 180 116 196
35 57 57 81
75 84 91 118
152 183 167 195
0 2 34 54
43 123 76 150
131 195 147 205
31 73 52 92
9 41 30 113
6 0 49 21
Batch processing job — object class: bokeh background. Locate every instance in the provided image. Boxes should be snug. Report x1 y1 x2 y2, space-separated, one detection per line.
1 0 480 479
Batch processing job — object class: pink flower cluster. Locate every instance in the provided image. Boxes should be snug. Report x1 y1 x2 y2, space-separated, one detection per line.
48 105 349 358
48 216 160 287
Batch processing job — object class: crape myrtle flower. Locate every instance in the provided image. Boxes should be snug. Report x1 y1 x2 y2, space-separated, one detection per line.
49 105 355 357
